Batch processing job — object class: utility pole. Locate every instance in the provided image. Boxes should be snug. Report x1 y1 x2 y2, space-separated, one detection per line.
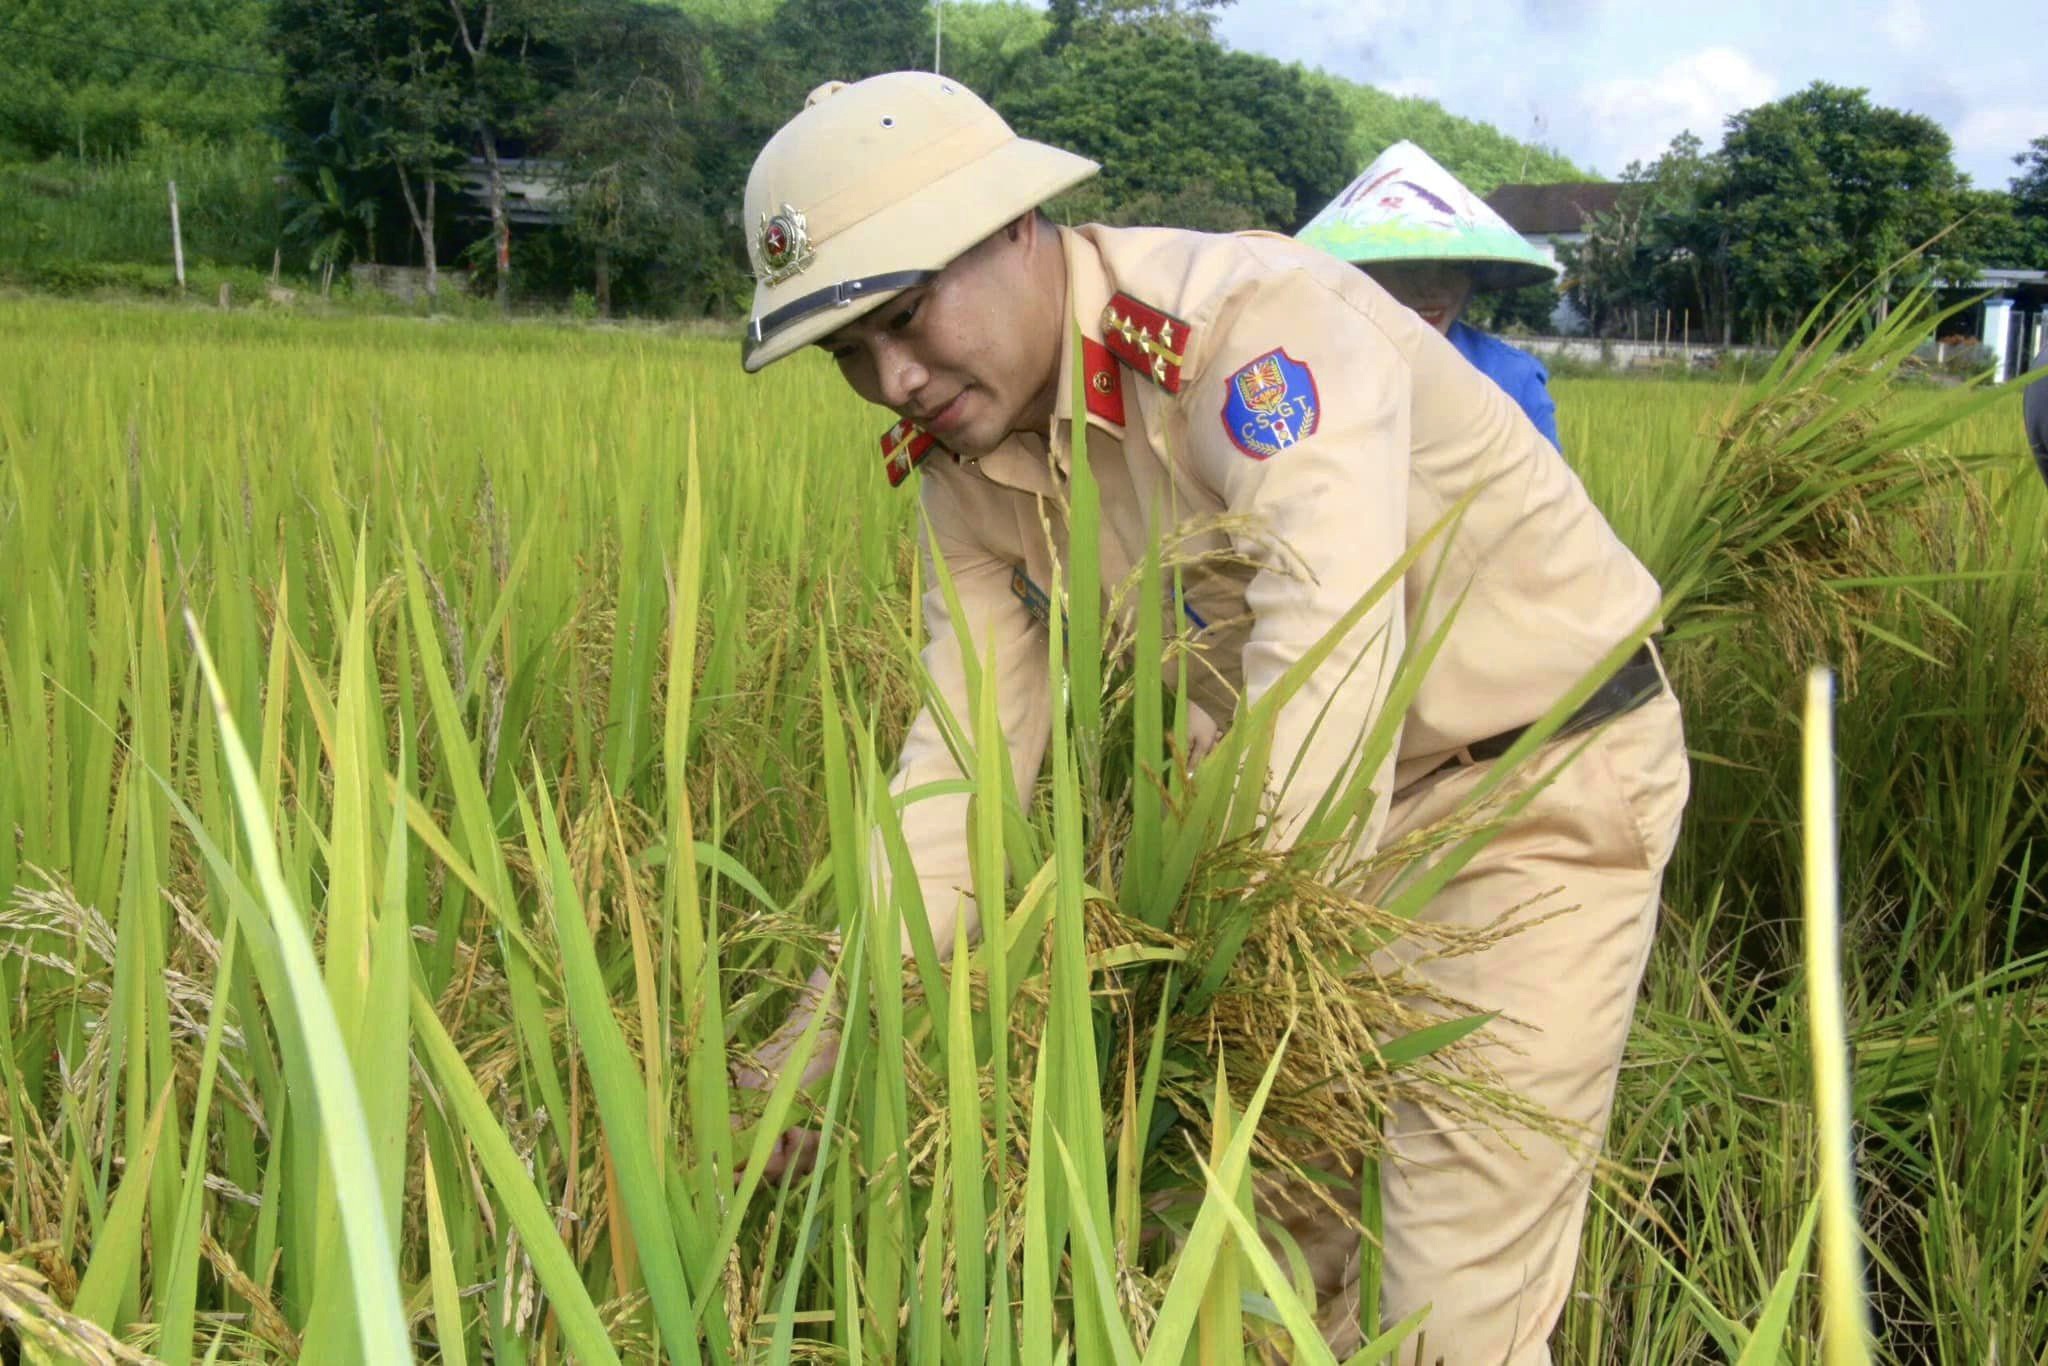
934 0 942 74
167 180 186 291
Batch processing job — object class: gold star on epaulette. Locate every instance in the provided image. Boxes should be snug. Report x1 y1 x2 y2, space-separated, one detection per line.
1098 292 1191 393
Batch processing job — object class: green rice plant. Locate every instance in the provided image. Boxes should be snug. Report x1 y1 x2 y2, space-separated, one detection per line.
1 290 2042 1363
1800 670 1873 1365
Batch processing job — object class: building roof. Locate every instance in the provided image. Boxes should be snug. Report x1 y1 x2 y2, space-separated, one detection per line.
1484 182 1625 236
1975 268 2048 287
460 157 568 226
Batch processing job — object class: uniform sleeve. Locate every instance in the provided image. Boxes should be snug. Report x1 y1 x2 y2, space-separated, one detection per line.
1181 268 1411 855
884 472 1053 956
1466 328 1560 454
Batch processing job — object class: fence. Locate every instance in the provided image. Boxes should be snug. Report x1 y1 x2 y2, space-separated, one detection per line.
1513 334 1776 373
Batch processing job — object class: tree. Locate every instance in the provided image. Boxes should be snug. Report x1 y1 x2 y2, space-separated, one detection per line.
763 0 932 94
1310 75 1586 197
273 0 572 301
1718 83 1973 336
276 98 383 293
371 25 466 297
940 1 1053 102
272 0 470 296
1561 135 1735 343
1560 187 1659 341
998 25 1351 234
445 0 554 310
1465 282 1559 335
0 0 273 158
1568 86 1989 345
1945 187 2024 274
1045 0 1081 54
1638 133 1737 345
2012 136 2048 267
1078 0 1234 38
545 0 719 314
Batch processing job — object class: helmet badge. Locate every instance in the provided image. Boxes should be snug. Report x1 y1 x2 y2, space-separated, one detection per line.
757 203 814 284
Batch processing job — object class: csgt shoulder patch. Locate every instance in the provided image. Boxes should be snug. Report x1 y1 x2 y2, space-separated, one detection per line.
1221 349 1320 461
1009 565 1053 628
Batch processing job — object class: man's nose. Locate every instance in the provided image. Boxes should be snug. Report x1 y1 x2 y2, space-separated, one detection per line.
874 341 929 411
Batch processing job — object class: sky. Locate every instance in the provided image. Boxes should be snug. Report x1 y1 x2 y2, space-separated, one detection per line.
1204 0 2045 189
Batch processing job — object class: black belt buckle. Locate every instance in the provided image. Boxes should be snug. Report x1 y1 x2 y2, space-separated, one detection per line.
1463 642 1664 767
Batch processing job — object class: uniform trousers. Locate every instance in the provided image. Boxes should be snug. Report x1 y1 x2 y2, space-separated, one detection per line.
1262 677 1690 1364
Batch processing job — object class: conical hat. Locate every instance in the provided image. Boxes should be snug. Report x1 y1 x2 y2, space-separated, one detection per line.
1296 140 1558 293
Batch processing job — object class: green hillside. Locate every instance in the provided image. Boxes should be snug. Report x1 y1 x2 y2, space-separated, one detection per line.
0 0 275 158
930 3 1584 195
0 0 1587 308
1311 74 1588 193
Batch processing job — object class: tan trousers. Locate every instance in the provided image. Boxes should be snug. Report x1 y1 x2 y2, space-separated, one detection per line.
1268 683 1690 1364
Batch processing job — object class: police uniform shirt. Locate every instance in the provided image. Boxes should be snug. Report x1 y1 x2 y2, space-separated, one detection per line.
887 224 1663 949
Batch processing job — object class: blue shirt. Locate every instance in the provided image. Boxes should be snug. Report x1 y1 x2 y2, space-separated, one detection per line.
1447 320 1562 452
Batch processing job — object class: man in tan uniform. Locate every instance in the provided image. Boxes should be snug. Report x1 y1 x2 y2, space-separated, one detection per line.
737 72 1690 1364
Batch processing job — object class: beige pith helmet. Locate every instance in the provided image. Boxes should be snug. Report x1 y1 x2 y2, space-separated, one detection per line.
740 71 1099 372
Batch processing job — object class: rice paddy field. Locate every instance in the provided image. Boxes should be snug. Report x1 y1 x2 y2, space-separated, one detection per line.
0 294 2044 1364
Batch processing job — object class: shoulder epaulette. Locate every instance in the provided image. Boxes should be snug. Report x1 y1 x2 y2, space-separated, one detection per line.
881 417 938 487
1080 337 1126 425
1099 292 1192 394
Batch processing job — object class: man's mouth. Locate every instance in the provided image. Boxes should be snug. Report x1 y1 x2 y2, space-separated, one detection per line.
923 390 968 436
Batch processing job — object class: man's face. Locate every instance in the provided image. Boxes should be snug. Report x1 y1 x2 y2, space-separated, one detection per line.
816 217 1062 458
1362 261 1475 335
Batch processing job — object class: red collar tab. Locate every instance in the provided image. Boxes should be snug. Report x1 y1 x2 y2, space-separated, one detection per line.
1081 337 1126 426
1100 292 1191 394
881 417 938 487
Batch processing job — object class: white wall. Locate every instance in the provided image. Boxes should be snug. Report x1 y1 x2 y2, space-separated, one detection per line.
1525 232 1590 335
1984 298 2015 382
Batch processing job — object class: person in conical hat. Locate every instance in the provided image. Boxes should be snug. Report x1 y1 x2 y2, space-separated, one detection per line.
735 72 1688 1365
1298 141 1566 450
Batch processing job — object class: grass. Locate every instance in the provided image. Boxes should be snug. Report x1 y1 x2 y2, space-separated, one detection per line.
0 136 283 277
0 292 2043 1362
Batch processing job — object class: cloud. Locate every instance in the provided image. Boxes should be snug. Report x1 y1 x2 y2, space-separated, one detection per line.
1953 106 2048 157
1950 106 2048 185
1575 47 1779 172
1515 0 1618 25
1376 76 1442 101
1209 1 1398 78
1877 0 1927 51
1212 0 1585 79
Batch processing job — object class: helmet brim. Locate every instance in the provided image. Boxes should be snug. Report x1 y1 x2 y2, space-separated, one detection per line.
742 137 1099 372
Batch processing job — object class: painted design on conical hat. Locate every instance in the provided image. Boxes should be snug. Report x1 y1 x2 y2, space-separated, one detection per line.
1296 140 1558 293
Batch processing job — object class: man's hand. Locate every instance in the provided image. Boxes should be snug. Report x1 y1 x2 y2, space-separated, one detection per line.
751 1124 824 1181
731 965 841 1183
1186 702 1222 774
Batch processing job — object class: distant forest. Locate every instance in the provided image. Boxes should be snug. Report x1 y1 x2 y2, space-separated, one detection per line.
3 0 2038 340
0 0 1584 315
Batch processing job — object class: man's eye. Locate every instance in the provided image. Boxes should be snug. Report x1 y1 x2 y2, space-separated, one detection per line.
888 301 920 331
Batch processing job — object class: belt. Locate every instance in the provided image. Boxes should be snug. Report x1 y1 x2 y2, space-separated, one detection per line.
1438 642 1665 777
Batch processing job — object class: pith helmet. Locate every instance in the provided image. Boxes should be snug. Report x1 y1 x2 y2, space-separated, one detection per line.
1295 140 1558 293
740 72 1099 372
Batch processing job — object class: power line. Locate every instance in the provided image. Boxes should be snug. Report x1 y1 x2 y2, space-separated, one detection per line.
0 18 278 80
